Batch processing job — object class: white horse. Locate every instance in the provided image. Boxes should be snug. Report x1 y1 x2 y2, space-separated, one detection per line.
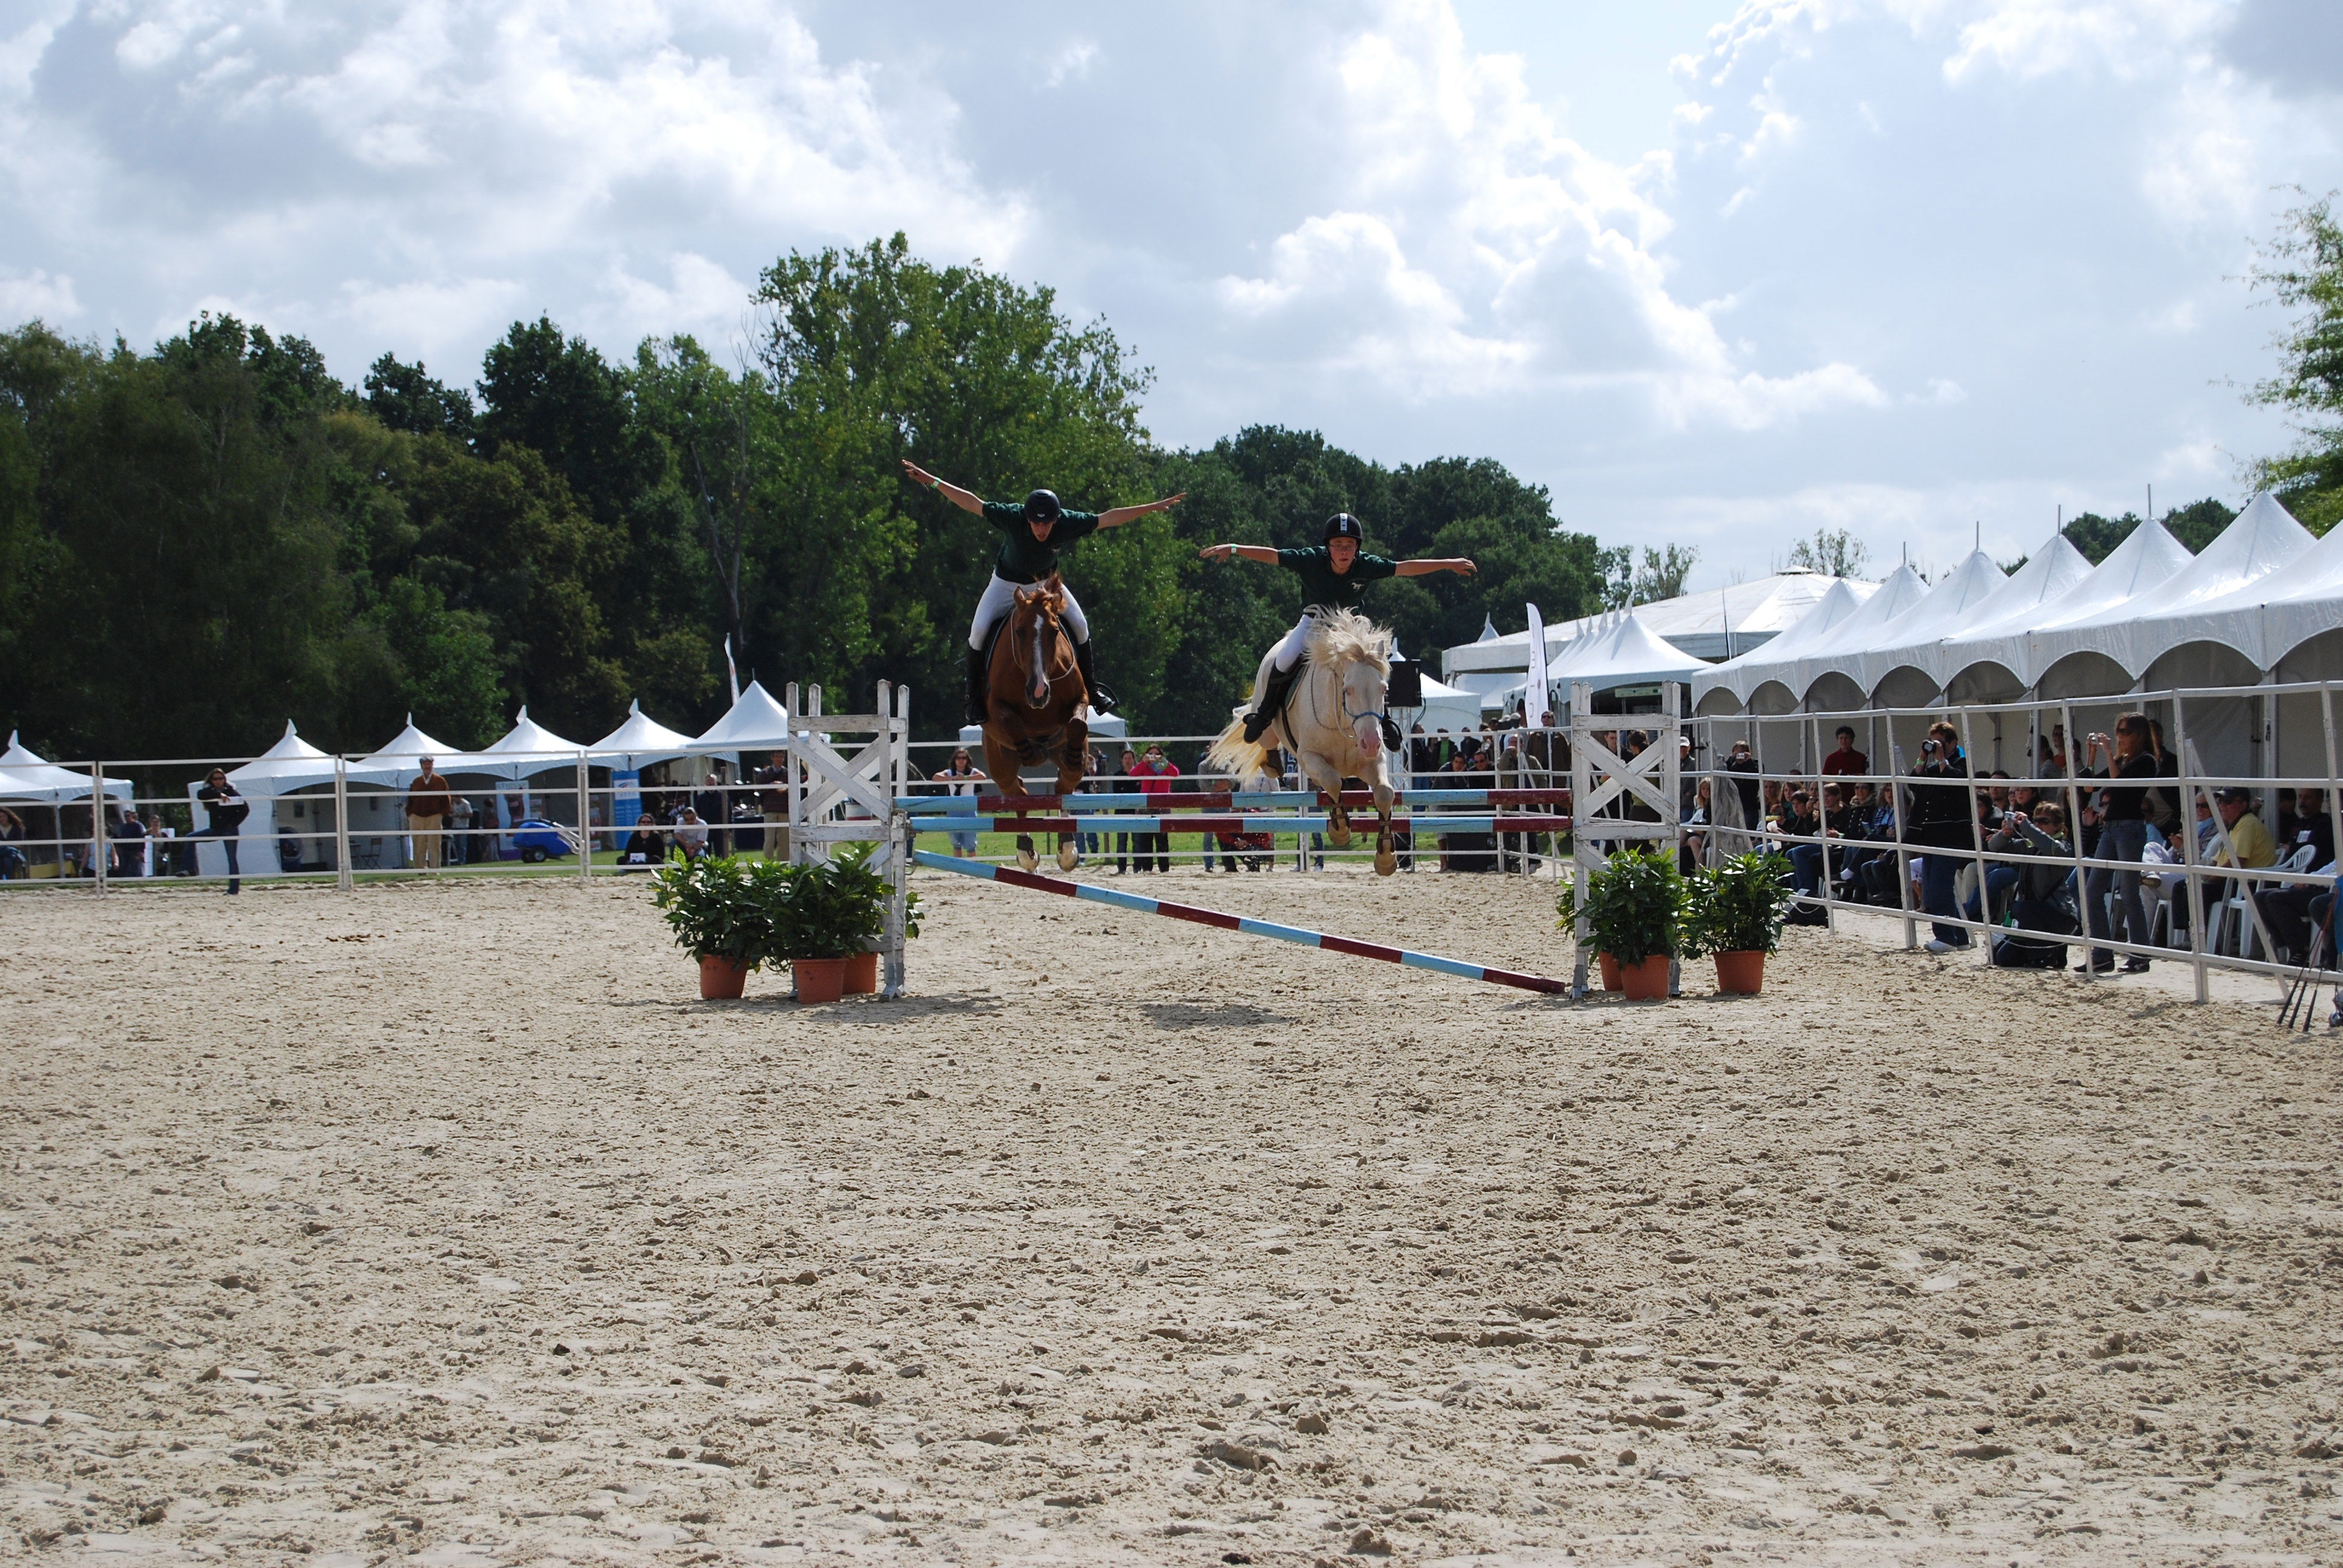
1206 609 1401 877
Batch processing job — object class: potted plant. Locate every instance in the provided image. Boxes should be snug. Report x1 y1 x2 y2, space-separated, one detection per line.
1685 851 1797 995
775 854 882 1003
654 854 768 999
813 844 917 995
1559 847 1686 1001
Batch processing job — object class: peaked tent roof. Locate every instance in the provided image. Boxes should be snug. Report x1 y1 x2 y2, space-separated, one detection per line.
0 731 133 803
1825 550 2007 695
1444 571 1874 676
1938 520 2195 687
1906 535 2094 688
2024 492 2315 679
694 680 796 753
358 715 470 783
1546 610 1708 696
467 707 587 779
1771 563 1936 701
590 700 698 770
222 720 404 792
1698 577 1869 703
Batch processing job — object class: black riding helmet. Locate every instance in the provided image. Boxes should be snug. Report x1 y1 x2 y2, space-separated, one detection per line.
1025 488 1063 523
1323 512 1364 543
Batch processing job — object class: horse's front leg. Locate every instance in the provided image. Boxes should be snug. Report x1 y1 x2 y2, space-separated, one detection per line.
1372 765 1397 878
1298 748 1349 850
1054 725 1088 873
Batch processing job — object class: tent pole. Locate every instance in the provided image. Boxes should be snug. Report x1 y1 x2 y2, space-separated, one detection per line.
2172 694 2208 1002
2059 697 2099 978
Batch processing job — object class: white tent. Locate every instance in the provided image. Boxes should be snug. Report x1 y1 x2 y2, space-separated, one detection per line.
2020 492 2314 683
466 706 587 779
1699 577 1870 707
695 680 795 756
1763 562 1934 705
1444 570 1870 693
0 731 132 804
358 715 468 785
591 700 698 771
1906 534 2094 693
1545 609 1708 705
1935 519 2195 693
1404 670 1488 734
184 722 383 879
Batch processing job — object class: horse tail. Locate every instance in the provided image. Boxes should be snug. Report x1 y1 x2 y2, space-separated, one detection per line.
1204 716 1275 785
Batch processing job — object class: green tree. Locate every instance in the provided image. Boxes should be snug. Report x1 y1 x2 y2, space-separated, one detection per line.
1784 527 1869 578
2248 193 2343 532
362 354 476 439
748 234 1161 725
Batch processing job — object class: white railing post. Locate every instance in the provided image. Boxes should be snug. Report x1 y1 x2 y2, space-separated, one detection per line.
334 756 352 892
91 760 106 895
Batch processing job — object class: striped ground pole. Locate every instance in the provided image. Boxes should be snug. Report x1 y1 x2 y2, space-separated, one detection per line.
911 848 1570 996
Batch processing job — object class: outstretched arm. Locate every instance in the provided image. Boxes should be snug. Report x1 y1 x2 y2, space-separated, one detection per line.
900 459 985 516
1098 492 1185 530
1397 557 1476 578
1198 543 1279 564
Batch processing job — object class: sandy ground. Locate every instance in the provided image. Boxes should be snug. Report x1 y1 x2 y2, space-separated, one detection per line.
5 864 2343 1568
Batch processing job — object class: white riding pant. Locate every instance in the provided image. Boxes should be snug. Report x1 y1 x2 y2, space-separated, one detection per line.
1270 613 1317 672
969 572 1089 650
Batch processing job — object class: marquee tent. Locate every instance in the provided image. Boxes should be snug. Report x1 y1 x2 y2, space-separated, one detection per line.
1934 519 2195 696
694 681 795 755
1759 563 1933 707
1902 535 2094 693
358 716 467 784
1442 570 1871 696
591 700 698 771
0 731 132 804
1699 577 1870 707
466 707 588 779
1542 609 1708 705
2016 492 2313 686
957 710 1128 754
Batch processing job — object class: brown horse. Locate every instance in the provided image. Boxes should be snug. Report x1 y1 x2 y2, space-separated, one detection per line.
981 574 1090 872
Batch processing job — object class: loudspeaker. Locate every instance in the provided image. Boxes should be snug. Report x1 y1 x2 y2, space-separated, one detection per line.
1386 659 1423 708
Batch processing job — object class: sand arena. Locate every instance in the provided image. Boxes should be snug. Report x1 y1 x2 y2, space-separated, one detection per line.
4 866 2341 1566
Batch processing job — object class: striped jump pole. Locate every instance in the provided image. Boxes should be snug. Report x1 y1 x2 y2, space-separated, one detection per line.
912 849 1569 996
911 814 1571 836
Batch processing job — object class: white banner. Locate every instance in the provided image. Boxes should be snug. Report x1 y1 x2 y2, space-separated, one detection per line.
1524 603 1548 723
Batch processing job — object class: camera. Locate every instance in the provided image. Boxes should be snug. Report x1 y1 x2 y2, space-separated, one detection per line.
1921 739 1941 756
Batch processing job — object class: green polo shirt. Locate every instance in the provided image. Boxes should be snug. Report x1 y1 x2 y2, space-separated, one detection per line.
984 500 1101 584
1278 545 1398 612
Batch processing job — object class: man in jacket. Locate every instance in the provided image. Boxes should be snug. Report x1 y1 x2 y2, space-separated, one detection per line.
405 758 454 871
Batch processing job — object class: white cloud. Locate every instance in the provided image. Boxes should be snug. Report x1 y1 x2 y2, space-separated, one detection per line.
1214 0 1883 430
0 265 77 319
1044 39 1097 88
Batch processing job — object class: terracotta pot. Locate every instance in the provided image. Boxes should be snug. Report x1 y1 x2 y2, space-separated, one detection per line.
1714 950 1766 995
1619 953 1672 1001
844 951 879 995
1596 952 1622 993
793 956 847 1004
697 955 749 1001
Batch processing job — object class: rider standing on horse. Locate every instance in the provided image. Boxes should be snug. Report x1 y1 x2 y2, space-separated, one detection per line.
1201 513 1476 742
901 460 1184 725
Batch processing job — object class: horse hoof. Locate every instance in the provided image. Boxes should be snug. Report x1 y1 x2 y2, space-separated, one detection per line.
1016 849 1038 872
1057 843 1078 872
1328 824 1353 849
1375 849 1397 877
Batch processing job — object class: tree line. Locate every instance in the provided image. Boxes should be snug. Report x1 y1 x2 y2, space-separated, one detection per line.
0 235 1634 762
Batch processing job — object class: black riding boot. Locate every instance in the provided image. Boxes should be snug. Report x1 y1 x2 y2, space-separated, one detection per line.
1242 659 1303 743
964 644 989 727
1072 641 1116 712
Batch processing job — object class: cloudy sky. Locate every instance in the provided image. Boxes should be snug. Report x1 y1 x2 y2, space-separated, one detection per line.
5 0 2341 587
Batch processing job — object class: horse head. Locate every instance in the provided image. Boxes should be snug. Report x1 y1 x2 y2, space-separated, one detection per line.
1012 578 1067 710
1315 610 1395 762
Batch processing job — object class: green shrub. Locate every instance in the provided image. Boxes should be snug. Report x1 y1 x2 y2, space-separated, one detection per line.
1684 851 1797 958
653 854 770 966
1556 846 1687 965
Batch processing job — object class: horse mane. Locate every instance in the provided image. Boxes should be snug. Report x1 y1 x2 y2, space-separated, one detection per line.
1306 607 1393 675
